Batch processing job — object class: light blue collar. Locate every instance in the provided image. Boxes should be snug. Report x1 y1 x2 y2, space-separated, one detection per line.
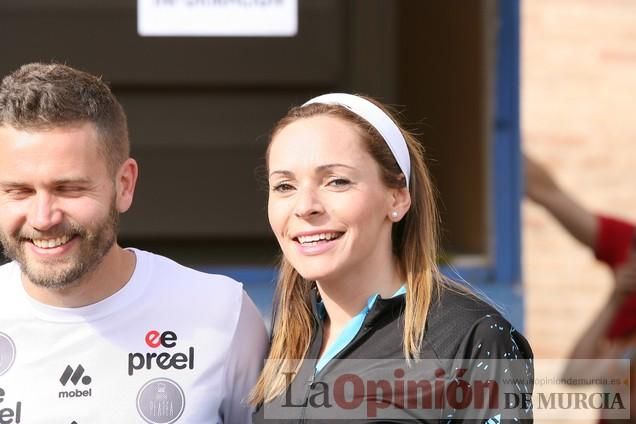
316 285 406 372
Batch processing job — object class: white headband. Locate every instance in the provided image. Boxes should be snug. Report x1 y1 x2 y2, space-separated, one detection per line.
302 93 411 188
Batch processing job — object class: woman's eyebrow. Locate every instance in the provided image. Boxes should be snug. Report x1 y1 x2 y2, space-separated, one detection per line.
268 170 294 178
315 163 355 172
269 164 355 178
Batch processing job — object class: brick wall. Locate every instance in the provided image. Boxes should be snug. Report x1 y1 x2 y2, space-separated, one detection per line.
522 1 636 421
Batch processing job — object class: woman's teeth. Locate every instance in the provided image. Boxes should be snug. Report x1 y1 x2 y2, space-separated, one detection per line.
297 233 341 245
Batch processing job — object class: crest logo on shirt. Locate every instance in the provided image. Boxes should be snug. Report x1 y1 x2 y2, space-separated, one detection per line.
0 332 16 376
128 330 194 376
136 378 185 424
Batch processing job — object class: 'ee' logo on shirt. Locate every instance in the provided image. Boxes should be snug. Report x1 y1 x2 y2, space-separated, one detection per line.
145 330 177 349
128 330 194 376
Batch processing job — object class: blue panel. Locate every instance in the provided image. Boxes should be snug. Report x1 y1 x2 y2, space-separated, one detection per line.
492 0 522 284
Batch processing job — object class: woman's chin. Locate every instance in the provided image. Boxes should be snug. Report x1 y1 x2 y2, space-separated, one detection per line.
294 266 333 284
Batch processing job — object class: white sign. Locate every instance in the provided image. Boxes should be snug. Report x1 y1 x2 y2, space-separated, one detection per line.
138 0 298 37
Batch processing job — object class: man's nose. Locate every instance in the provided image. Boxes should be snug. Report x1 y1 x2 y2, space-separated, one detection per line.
27 192 63 232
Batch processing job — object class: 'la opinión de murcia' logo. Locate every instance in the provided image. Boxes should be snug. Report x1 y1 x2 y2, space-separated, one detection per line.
0 387 22 423
128 330 194 376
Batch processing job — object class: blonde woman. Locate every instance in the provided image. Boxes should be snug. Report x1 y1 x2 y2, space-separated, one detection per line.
253 93 533 422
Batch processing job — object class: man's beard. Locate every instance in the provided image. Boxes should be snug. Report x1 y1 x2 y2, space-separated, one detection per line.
0 202 119 290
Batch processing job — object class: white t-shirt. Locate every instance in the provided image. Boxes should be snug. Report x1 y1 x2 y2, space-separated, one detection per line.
0 248 268 424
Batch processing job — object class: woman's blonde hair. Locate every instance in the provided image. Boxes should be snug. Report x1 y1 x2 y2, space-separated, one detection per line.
251 96 443 404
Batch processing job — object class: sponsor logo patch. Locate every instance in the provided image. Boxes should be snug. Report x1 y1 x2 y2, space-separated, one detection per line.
128 330 194 376
0 387 22 423
136 378 185 424
59 365 93 399
0 333 16 376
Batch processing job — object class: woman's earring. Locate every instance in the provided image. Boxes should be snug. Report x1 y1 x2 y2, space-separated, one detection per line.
391 211 399 220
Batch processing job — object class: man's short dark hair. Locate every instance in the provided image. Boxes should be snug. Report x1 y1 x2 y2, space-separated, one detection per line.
0 62 129 174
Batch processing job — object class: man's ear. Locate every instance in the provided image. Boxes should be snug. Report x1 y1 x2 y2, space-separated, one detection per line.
115 158 138 213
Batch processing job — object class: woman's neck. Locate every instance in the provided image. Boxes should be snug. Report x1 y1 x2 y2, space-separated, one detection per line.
316 257 403 333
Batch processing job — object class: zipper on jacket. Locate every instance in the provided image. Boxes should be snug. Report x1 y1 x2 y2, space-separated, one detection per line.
298 368 317 423
297 324 371 422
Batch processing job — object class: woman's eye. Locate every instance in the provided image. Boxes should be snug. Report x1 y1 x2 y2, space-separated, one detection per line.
327 178 351 187
272 183 295 192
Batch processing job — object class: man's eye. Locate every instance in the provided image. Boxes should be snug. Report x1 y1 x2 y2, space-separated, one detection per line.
56 186 86 195
57 186 80 192
5 188 33 197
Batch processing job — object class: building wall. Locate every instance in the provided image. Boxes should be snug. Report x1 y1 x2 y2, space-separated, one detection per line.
522 1 636 421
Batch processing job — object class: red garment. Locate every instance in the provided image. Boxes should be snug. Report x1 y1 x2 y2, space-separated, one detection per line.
595 215 635 267
607 295 636 339
595 215 636 339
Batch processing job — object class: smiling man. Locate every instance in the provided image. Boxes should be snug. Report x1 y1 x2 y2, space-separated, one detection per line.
0 63 267 423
